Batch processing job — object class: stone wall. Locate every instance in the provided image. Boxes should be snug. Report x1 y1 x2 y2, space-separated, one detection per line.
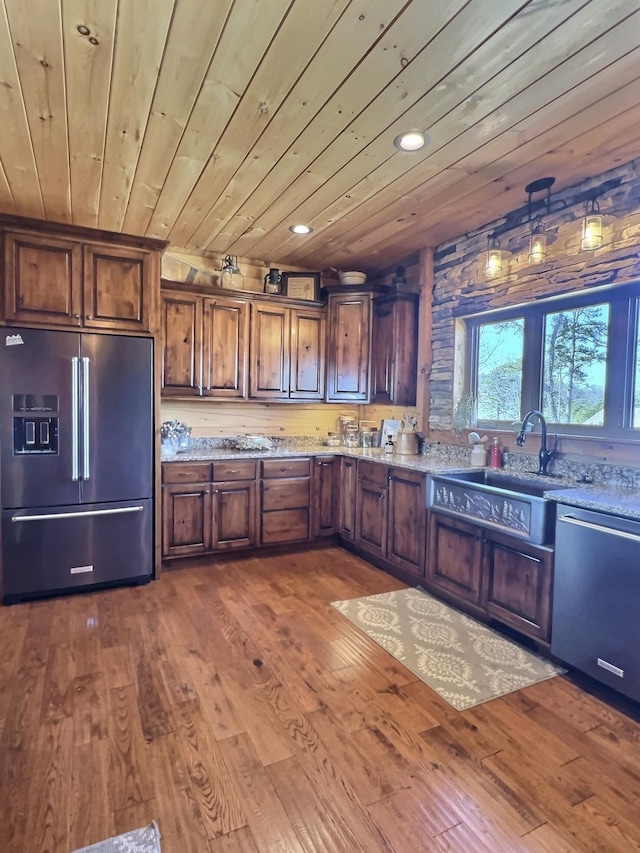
430 158 640 432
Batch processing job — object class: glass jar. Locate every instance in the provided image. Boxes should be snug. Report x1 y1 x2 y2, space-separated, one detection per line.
359 428 374 448
326 432 340 447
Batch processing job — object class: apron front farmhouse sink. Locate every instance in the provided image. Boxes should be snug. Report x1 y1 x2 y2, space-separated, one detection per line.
427 469 571 545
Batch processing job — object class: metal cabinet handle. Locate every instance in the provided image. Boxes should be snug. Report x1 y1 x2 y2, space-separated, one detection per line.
12 506 144 522
71 357 79 481
558 515 640 544
82 356 90 479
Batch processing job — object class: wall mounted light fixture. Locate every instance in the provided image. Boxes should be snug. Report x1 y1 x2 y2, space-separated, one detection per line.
525 177 554 263
485 233 503 278
581 197 603 250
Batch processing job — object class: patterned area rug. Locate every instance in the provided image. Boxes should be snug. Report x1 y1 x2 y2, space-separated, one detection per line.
72 822 161 853
331 588 565 711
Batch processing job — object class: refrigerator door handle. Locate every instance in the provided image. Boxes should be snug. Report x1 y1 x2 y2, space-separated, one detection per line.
82 356 90 480
71 357 80 481
11 506 145 522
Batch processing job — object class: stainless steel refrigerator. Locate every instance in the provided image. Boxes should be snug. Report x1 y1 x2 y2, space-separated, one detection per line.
0 327 154 603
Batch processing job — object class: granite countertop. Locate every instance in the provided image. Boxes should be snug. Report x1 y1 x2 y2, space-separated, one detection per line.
161 444 473 475
162 444 640 520
545 485 640 521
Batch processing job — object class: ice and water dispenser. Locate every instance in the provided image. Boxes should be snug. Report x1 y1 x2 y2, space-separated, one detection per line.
12 394 59 454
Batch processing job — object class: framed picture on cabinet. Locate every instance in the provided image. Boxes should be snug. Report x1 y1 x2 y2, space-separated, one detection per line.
282 272 321 301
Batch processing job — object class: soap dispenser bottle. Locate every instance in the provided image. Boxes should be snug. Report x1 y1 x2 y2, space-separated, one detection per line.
489 436 503 468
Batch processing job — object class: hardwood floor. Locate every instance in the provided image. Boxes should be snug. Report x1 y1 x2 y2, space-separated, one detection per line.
1 545 639 852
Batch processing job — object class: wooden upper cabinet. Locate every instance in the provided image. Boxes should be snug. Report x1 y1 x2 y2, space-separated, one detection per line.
250 302 290 398
203 296 248 398
161 290 202 396
326 291 372 402
160 282 326 401
83 243 153 332
290 306 325 400
249 301 324 400
2 222 162 334
372 292 419 406
4 232 83 326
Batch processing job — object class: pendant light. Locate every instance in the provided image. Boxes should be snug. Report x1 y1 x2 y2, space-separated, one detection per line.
529 218 547 263
581 198 603 250
220 255 244 290
485 234 503 278
525 177 554 264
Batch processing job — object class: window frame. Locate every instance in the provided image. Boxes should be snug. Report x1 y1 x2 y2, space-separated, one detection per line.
465 281 640 439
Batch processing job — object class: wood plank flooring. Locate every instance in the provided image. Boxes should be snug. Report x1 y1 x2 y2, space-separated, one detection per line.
1 545 640 852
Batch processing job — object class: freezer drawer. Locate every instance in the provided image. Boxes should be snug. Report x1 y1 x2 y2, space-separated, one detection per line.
551 506 640 703
2 499 152 602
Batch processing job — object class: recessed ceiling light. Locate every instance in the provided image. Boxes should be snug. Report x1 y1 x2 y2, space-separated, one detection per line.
393 130 428 152
289 224 313 234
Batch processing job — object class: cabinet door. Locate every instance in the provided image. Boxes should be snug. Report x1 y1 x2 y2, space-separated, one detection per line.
338 457 357 540
83 243 153 332
162 483 212 558
4 231 82 326
326 292 372 402
249 302 290 398
290 306 325 399
203 296 248 398
372 293 418 406
483 533 553 642
213 480 256 550
356 480 388 560
388 468 426 577
160 290 202 396
426 512 483 606
313 456 339 537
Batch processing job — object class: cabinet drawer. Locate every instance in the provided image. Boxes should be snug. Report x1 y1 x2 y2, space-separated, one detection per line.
262 479 310 511
162 462 211 484
262 458 311 479
213 460 256 481
262 508 310 544
358 459 388 486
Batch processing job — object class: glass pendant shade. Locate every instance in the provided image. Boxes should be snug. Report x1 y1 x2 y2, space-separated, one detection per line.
485 235 502 278
220 255 244 290
529 219 547 263
581 200 603 250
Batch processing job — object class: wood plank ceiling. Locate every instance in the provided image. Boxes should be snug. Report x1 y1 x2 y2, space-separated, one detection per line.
0 0 639 275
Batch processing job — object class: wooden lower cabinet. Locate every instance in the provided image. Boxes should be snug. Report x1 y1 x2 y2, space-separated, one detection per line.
349 461 427 580
313 456 339 537
162 461 257 558
162 482 212 558
355 460 388 560
212 480 256 550
483 532 553 642
387 468 426 577
426 512 483 606
260 458 311 545
426 510 554 643
338 457 357 541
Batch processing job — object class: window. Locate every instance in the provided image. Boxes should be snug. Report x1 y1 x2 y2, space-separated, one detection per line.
476 319 524 422
466 283 640 437
542 304 609 426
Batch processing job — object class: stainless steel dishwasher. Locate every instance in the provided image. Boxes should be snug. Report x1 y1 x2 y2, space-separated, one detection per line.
552 504 640 703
